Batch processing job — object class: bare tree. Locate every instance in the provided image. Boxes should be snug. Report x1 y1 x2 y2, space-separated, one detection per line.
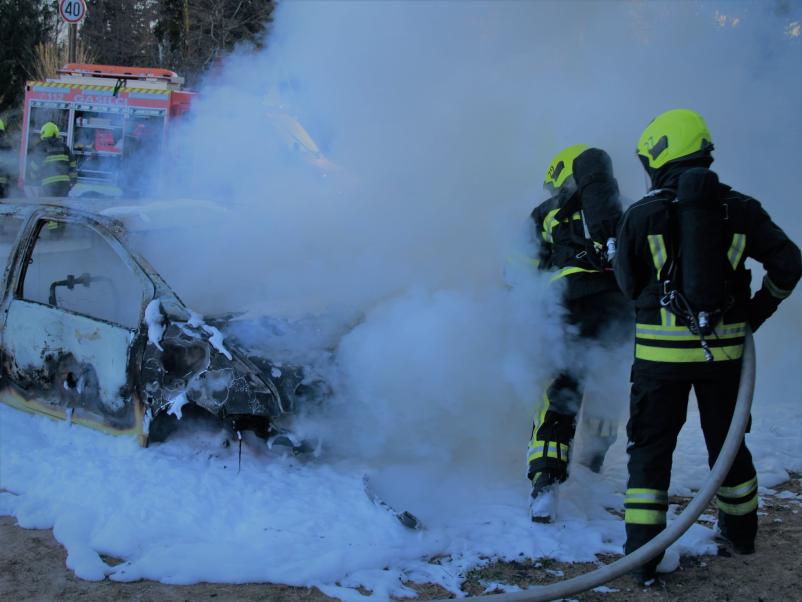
80 0 160 67
155 0 275 84
0 0 58 114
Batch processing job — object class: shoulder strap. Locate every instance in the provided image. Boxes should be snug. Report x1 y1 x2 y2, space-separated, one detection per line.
650 189 677 283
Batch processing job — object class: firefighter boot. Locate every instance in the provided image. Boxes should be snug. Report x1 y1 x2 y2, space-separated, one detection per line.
631 564 659 588
529 471 563 523
715 509 757 555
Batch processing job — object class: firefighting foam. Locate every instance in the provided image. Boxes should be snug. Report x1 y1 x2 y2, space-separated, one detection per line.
2 1 802 597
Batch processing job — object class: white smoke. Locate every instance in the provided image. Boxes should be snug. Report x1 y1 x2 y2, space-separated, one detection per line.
133 1 801 472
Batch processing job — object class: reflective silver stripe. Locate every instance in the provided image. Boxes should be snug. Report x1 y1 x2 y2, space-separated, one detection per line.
44 154 70 163
663 308 676 327
625 492 668 502
636 323 746 338
714 325 748 337
727 233 747 269
527 442 570 455
636 326 692 337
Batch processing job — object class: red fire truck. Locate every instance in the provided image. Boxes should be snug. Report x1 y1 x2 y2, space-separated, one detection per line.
19 63 194 198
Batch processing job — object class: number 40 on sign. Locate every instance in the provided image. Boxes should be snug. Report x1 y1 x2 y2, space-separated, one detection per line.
59 0 87 24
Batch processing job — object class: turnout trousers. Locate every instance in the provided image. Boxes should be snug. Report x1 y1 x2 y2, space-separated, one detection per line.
624 362 758 572
527 289 631 480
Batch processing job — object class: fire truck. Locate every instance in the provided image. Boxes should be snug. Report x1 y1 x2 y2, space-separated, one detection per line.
19 63 194 198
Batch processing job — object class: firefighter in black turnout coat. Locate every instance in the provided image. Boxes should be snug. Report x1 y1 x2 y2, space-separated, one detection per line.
0 118 13 198
527 145 632 522
615 109 802 584
28 122 76 197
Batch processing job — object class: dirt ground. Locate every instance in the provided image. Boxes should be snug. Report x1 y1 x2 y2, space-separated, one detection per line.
2 476 801 602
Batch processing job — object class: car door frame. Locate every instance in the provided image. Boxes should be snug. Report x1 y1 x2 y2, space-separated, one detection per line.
0 204 156 442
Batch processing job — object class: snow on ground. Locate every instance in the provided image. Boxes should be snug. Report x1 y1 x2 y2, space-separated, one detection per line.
2 349 798 601
0 403 618 600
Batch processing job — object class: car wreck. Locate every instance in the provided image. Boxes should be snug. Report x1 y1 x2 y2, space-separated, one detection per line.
0 200 325 448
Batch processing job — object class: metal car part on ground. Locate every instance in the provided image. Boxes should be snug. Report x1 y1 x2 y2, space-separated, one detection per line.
0 199 327 448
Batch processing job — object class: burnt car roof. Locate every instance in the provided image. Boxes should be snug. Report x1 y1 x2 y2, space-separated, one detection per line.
2 197 231 234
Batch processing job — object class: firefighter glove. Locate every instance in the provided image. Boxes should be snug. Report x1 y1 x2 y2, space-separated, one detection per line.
747 287 780 333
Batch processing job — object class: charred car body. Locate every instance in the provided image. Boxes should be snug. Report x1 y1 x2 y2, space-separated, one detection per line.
0 200 324 447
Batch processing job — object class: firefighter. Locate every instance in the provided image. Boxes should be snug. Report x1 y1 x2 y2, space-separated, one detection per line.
28 122 76 197
615 108 801 584
527 145 632 522
0 118 12 198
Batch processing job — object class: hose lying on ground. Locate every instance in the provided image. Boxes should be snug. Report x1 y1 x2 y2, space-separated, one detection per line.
431 330 756 602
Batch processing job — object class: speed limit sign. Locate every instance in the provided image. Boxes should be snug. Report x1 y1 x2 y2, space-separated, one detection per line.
59 0 87 24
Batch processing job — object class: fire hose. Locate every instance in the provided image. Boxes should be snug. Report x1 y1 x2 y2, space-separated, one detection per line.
433 330 756 602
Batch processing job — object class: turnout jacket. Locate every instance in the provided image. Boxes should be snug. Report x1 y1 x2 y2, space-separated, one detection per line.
28 138 76 191
531 148 623 301
615 171 801 374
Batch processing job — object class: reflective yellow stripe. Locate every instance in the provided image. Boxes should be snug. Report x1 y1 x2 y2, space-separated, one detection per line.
528 388 571 465
636 323 747 341
542 208 559 243
30 80 171 95
716 496 758 516
647 234 667 278
763 275 792 300
528 391 549 459
527 443 570 464
543 208 583 243
718 477 757 498
659 308 676 327
727 233 747 269
549 266 600 282
625 508 666 525
536 390 550 430
626 488 667 496
635 344 743 362
44 154 70 163
42 174 71 185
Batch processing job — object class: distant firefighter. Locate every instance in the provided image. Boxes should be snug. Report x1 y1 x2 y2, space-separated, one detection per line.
28 122 77 197
0 118 12 198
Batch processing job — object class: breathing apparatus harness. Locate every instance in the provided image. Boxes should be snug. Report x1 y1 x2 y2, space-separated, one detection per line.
660 285 732 362
553 190 615 274
655 168 736 361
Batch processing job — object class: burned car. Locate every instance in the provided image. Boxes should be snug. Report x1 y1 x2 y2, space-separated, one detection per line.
0 200 326 448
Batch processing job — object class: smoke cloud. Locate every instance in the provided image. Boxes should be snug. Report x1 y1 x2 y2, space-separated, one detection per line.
133 1 801 474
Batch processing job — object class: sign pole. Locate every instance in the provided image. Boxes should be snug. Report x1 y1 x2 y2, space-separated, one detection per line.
59 0 87 61
69 23 77 63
